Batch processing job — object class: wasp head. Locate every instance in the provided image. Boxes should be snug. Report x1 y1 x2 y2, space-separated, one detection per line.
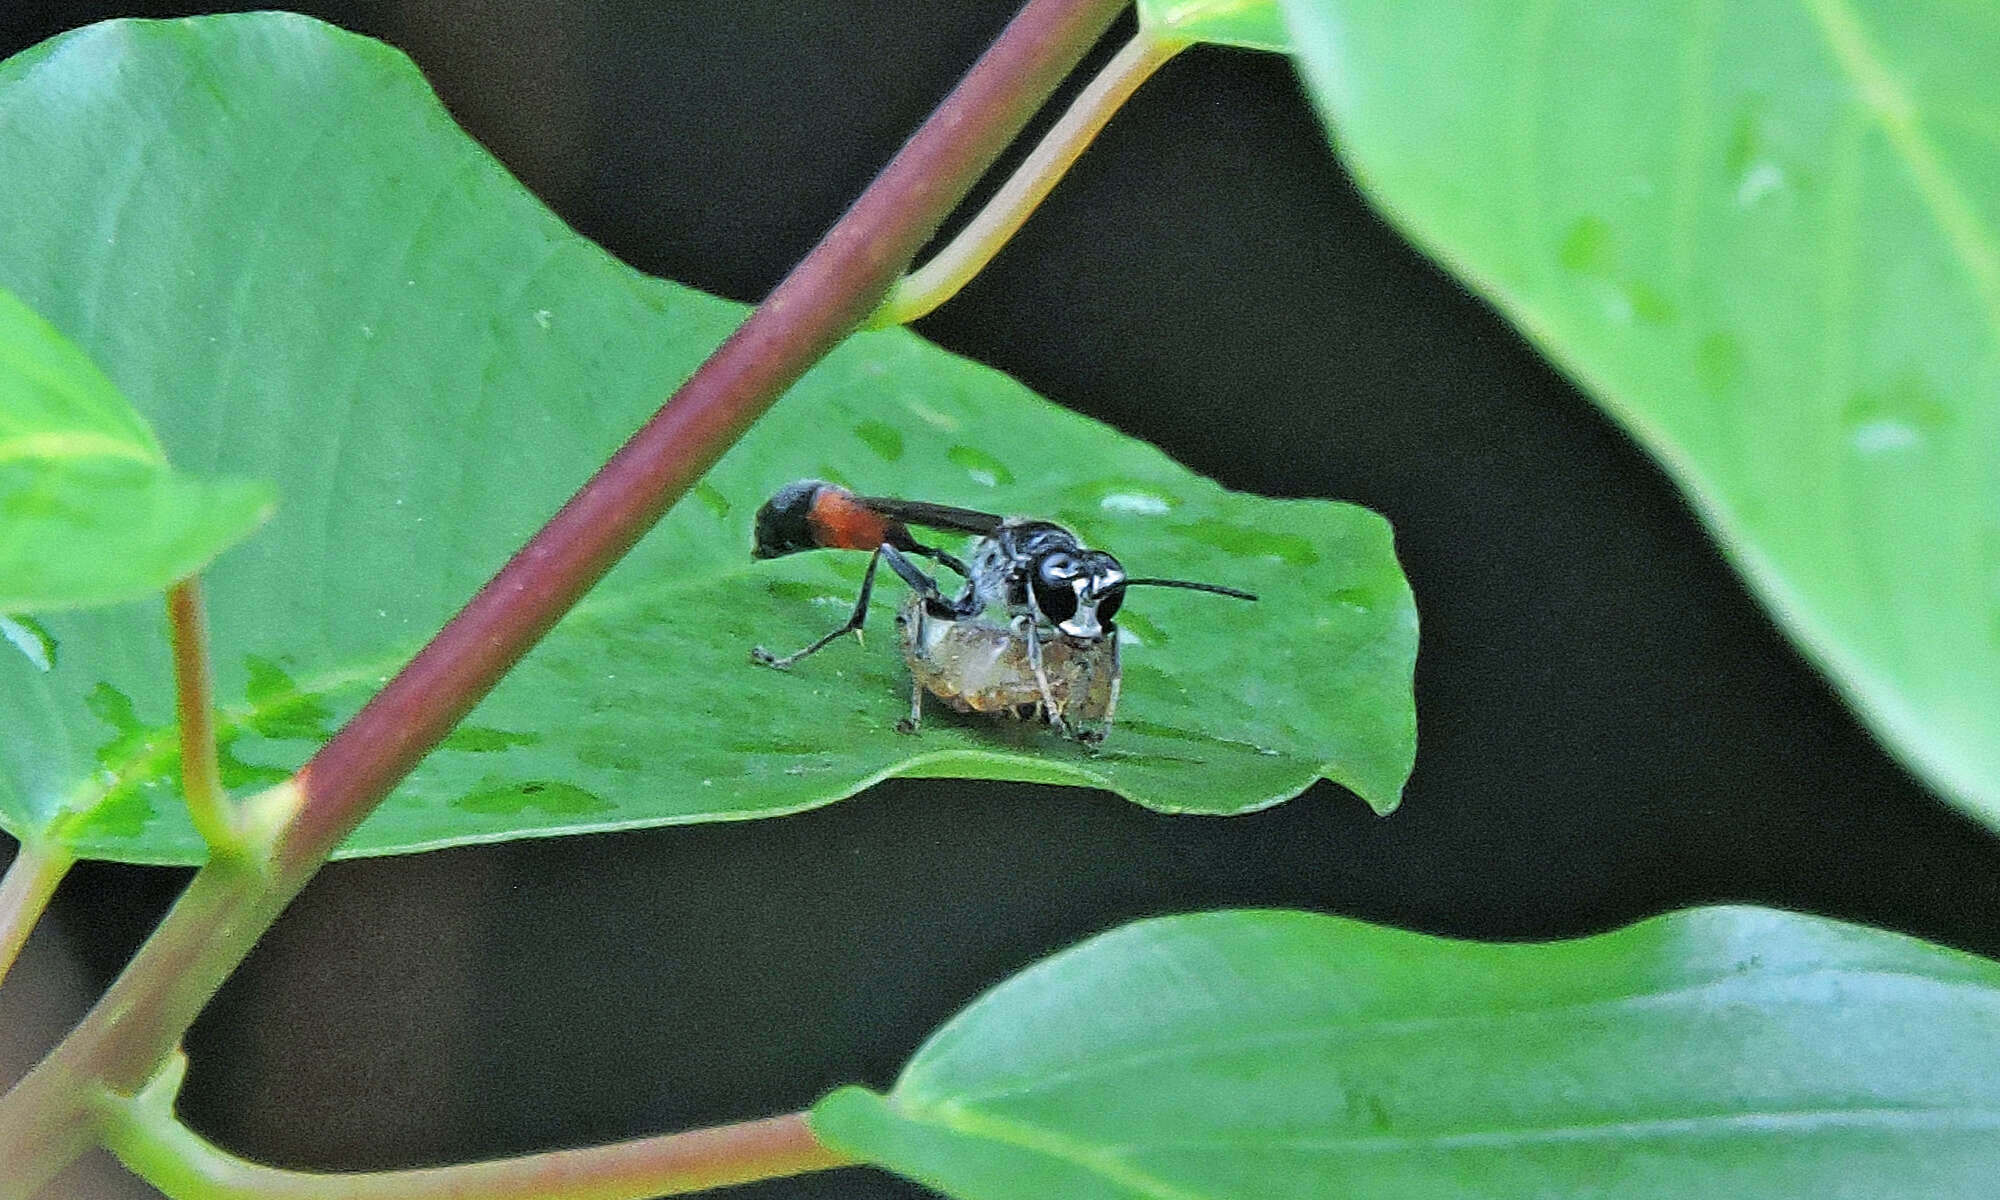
1029 547 1127 640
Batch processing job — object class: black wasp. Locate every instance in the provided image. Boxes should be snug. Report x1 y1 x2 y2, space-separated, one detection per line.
749 480 1254 743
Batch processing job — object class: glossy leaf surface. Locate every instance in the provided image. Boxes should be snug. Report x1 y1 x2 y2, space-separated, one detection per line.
1282 0 2000 823
0 285 271 612
0 15 1415 863
1136 0 1289 52
814 906 2000 1199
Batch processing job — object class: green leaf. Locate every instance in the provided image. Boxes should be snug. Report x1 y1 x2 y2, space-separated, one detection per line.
1137 0 1290 53
1280 0 2000 824
0 15 1415 863
0 284 272 612
812 906 2000 1199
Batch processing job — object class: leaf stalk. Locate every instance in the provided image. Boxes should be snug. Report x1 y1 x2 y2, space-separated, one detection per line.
166 579 234 859
870 28 1190 327
0 838 72 990
102 1052 849 1200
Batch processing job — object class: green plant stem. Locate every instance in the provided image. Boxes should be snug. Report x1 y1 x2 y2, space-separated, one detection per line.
0 2 1129 1194
0 862 288 1194
104 1056 848 1200
871 28 1188 327
166 579 231 856
0 839 73 989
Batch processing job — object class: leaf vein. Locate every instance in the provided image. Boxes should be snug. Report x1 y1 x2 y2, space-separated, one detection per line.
0 431 158 466
898 1099 1215 1200
1126 1104 2000 1153
1803 0 2000 338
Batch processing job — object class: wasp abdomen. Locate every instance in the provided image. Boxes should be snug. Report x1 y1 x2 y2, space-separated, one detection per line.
752 480 911 559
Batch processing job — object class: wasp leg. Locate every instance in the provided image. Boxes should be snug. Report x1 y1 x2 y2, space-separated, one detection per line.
909 541 972 581
1017 586 1079 739
751 547 887 669
879 543 980 616
880 548 956 608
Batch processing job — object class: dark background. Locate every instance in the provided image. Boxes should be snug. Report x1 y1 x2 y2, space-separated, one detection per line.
5 2 1999 1197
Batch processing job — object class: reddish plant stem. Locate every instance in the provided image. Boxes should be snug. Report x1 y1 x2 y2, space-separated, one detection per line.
0 2 1128 1193
111 1101 849 1200
165 579 231 853
288 0 1126 868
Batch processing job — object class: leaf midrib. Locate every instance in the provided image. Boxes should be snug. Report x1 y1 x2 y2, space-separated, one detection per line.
0 430 158 466
891 1093 2000 1200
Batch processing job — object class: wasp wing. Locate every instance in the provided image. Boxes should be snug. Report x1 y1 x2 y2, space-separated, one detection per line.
856 495 1006 536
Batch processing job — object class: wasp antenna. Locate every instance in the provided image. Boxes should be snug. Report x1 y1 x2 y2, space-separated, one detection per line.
1123 578 1258 602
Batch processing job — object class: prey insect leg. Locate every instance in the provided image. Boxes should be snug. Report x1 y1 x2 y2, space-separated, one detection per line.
1019 620 1071 736
751 546 887 669
894 597 927 735
896 679 924 735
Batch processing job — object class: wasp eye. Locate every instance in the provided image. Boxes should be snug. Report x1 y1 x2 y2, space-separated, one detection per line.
1031 553 1080 623
1097 583 1125 624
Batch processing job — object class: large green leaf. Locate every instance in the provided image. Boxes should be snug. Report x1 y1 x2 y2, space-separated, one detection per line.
1281 0 2000 823
0 15 1415 864
813 905 2000 1199
0 285 272 611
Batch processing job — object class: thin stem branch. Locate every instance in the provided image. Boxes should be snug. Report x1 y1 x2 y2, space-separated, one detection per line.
0 2 1130 1193
871 28 1188 327
104 1058 848 1200
0 839 73 989
166 579 231 856
117 1117 847 1200
0 862 288 1196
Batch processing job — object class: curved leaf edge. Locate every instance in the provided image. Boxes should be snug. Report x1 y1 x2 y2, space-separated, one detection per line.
809 903 2000 1198
0 283 277 613
38 501 1406 867
17 411 1409 866
1137 0 1293 53
1273 0 1997 827
0 11 1414 865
